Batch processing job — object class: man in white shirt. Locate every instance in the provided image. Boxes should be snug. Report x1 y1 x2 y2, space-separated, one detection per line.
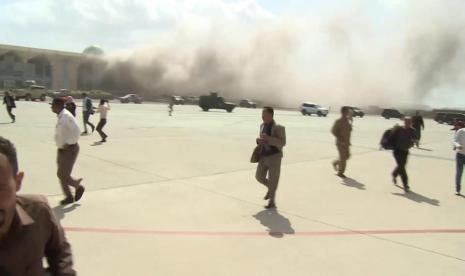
453 122 465 196
51 98 85 205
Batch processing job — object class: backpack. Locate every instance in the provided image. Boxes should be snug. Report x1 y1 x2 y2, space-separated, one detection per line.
380 128 397 150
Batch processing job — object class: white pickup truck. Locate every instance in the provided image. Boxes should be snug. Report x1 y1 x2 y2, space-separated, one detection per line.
300 102 329 117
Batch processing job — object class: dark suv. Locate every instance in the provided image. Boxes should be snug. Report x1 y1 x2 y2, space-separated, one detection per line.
443 113 465 125
434 113 447 123
381 109 404 119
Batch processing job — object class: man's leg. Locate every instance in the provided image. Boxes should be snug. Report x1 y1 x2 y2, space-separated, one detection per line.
392 150 402 182
337 144 350 175
82 112 89 133
7 107 15 122
256 158 269 187
96 119 105 140
266 156 282 207
57 149 74 199
397 151 409 189
456 153 465 194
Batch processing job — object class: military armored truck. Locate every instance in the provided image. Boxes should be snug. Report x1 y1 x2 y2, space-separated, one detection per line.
198 92 236 112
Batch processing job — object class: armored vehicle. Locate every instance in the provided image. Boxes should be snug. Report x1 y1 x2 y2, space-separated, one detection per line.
198 92 236 112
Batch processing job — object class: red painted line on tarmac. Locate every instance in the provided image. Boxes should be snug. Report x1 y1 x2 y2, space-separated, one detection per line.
64 227 465 237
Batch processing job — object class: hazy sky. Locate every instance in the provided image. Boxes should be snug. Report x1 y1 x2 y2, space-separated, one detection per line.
0 0 401 53
0 0 463 108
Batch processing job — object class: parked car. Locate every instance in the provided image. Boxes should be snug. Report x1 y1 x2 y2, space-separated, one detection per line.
119 94 143 104
300 103 329 117
434 112 447 123
381 109 404 119
171 96 185 105
347 106 364 117
239 99 257 108
198 92 236 112
443 113 465 125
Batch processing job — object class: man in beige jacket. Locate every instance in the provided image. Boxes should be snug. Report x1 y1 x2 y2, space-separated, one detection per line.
255 107 286 209
331 106 353 178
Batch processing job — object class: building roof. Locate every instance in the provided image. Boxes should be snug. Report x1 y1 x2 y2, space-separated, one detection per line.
0 43 84 58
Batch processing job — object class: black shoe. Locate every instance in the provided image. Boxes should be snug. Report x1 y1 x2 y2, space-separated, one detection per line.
265 203 276 209
337 173 346 178
60 197 74 205
100 139 107 143
75 185 85 202
81 131 88 135
456 192 461 196
91 126 95 133
404 186 410 193
392 175 397 185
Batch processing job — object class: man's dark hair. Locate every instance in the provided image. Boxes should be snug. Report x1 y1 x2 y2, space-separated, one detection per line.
0 136 18 175
52 97 65 107
263 106 274 116
341 106 350 113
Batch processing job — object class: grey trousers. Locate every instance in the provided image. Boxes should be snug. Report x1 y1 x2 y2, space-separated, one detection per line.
255 154 282 204
57 144 80 198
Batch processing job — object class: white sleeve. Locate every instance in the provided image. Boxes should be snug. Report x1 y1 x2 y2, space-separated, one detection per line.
454 131 462 148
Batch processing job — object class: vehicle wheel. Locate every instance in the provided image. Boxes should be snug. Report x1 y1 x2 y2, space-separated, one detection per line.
301 111 307 116
227 109 232 113
323 114 327 117
317 112 322 117
202 107 209 112
25 94 31 101
385 117 390 120
40 94 46 101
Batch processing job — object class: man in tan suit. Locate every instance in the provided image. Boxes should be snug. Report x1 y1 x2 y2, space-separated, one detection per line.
255 107 286 209
331 106 353 178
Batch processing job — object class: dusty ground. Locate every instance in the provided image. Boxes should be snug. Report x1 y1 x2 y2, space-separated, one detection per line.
2 101 464 275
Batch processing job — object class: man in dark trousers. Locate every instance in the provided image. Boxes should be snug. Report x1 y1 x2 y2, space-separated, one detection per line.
255 107 286 209
0 136 76 275
81 93 95 134
412 111 425 148
2 91 16 123
391 117 417 192
51 98 85 205
331 106 353 178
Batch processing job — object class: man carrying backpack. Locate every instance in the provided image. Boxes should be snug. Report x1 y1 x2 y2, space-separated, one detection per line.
390 117 417 192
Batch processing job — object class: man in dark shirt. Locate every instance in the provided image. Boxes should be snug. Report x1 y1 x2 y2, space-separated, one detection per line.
0 136 76 276
2 91 16 123
391 117 417 192
412 111 425 148
255 107 286 209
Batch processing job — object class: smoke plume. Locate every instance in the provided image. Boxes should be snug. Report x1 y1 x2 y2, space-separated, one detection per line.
98 0 465 109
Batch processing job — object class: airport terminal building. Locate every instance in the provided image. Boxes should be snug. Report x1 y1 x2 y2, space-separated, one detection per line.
0 43 104 91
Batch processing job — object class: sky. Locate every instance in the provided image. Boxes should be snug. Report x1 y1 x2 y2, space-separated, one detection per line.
0 0 463 108
0 0 400 53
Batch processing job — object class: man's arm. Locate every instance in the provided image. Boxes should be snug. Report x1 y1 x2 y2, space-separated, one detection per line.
267 125 286 148
44 203 76 276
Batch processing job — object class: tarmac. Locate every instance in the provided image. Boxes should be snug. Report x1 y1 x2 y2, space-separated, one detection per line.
1 101 464 276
